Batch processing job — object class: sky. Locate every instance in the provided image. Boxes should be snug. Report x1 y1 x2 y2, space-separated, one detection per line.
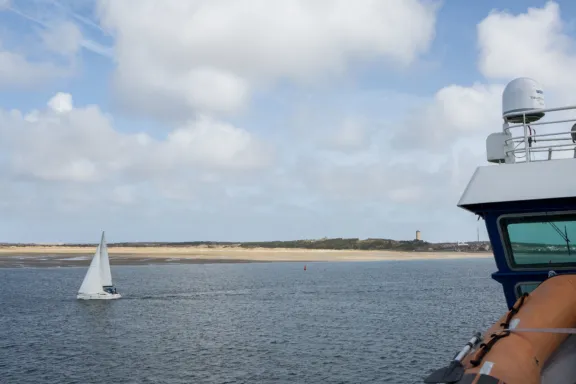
1 0 576 243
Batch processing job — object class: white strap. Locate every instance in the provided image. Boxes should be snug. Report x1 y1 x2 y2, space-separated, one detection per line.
496 328 576 334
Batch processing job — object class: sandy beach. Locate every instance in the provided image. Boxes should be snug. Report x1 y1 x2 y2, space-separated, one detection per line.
0 245 492 268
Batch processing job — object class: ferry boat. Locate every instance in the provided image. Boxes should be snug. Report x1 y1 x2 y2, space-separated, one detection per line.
424 78 576 384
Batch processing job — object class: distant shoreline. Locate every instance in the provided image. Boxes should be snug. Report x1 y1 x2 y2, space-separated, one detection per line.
0 244 490 254
0 238 491 253
0 245 493 268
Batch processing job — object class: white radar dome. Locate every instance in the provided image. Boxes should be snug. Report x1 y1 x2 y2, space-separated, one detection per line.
502 77 545 123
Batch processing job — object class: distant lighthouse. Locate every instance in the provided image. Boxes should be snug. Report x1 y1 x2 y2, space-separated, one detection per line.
416 230 421 241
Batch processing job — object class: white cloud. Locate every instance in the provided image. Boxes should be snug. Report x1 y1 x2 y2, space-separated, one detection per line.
97 0 439 118
41 21 83 56
0 93 273 185
149 115 274 173
0 19 83 88
392 83 504 151
327 117 374 153
350 1 576 230
112 65 250 120
0 0 10 11
111 185 136 205
478 1 576 91
0 45 66 88
0 90 481 242
47 92 74 113
393 1 576 156
7 1 576 243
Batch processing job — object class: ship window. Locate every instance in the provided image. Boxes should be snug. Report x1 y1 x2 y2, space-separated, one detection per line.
516 283 540 297
501 213 576 268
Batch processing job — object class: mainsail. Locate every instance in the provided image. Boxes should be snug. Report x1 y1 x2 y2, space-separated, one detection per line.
78 244 103 294
99 231 112 287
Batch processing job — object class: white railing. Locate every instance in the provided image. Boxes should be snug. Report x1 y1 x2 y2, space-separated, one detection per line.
503 105 576 162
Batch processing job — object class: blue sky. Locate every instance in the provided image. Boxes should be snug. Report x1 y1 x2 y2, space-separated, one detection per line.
0 0 574 243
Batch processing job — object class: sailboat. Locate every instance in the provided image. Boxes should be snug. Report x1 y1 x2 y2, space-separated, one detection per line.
76 231 121 300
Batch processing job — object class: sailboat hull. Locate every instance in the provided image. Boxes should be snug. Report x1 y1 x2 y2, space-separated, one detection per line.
77 292 122 300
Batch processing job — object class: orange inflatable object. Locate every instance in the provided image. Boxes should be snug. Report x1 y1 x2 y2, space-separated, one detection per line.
459 274 576 384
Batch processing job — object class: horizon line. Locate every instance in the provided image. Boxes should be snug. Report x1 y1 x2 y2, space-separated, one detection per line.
0 238 491 246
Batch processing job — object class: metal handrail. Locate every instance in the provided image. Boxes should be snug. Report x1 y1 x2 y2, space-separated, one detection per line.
504 118 576 131
502 105 576 162
505 142 575 154
505 131 575 147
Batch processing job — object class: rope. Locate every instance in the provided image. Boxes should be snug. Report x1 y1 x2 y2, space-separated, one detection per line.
470 293 530 367
470 331 510 367
501 292 529 328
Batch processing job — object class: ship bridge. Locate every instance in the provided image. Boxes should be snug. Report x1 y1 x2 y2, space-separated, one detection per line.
458 77 576 309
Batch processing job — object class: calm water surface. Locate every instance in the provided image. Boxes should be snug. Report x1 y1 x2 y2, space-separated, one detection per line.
0 259 506 383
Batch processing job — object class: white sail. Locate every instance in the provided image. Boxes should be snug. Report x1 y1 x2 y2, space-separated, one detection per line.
99 231 112 287
78 244 103 295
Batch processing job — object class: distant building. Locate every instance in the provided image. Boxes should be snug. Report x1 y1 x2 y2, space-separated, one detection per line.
416 230 421 241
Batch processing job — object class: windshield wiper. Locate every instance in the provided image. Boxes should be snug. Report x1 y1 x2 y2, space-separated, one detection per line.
548 222 571 256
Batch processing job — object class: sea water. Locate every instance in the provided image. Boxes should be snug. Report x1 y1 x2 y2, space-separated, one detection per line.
0 258 505 383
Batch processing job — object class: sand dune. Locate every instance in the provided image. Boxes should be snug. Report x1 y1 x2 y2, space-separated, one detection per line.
0 245 492 263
